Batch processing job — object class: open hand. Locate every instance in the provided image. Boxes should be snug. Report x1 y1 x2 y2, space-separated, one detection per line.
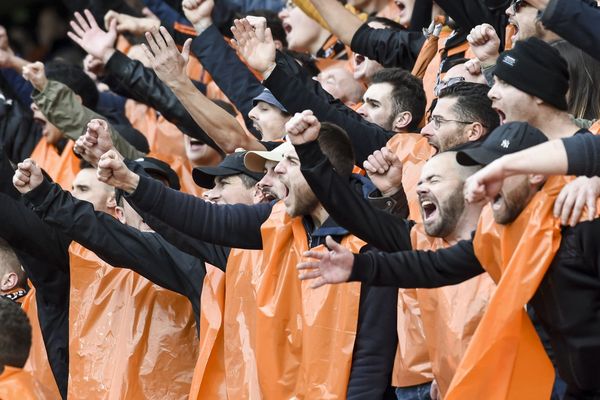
230 18 276 76
363 147 403 197
297 236 354 289
68 9 117 63
554 176 600 226
285 110 320 145
141 26 192 88
13 159 43 194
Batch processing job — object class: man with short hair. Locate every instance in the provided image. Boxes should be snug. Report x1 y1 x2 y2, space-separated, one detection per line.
0 239 26 301
0 297 54 399
96 116 398 399
421 82 499 152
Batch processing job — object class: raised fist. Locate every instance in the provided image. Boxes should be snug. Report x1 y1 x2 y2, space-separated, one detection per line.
13 159 44 194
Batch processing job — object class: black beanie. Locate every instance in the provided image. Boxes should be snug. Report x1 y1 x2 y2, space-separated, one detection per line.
494 37 569 110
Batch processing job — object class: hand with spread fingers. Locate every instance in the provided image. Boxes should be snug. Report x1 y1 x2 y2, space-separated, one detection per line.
22 62 48 91
67 9 117 63
363 147 404 197
230 18 276 77
74 119 115 168
285 110 321 145
182 0 214 33
554 176 600 226
141 27 192 88
297 236 354 289
13 159 44 194
467 23 500 68
97 149 139 193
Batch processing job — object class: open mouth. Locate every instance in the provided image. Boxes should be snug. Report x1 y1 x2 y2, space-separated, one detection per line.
421 199 438 222
34 117 49 136
260 189 278 202
494 108 506 125
282 21 292 35
354 53 365 66
189 139 205 150
394 0 406 11
509 21 519 42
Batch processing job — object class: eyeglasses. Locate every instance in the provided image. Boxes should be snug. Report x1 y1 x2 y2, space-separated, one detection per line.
434 76 466 97
427 115 475 129
509 0 529 13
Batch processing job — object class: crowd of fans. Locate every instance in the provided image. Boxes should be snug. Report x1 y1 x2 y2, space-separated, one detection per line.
1 0 600 399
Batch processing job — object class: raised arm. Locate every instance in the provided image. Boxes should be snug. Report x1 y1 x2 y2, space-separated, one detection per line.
97 149 270 249
287 111 412 252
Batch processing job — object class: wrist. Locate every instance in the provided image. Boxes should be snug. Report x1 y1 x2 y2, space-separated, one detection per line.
168 75 192 92
480 56 498 69
193 19 213 35
122 171 140 194
261 62 277 80
101 48 116 65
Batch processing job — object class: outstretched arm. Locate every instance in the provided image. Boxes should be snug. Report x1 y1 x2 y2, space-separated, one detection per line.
298 236 484 288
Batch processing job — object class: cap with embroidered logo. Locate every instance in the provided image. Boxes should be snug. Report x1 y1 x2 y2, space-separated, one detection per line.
456 122 548 166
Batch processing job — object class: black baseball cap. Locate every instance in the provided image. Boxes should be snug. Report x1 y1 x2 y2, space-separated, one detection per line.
456 122 548 166
192 151 265 189
134 157 181 190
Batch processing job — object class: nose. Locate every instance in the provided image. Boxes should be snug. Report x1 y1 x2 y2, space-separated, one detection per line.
356 104 367 119
416 184 429 196
30 102 39 112
278 8 288 19
488 85 499 101
248 105 258 121
274 161 285 175
206 188 220 202
420 120 434 137
505 5 514 16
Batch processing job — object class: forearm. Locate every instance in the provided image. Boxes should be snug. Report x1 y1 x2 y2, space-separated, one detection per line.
191 25 264 136
32 80 145 159
307 0 362 45
169 77 262 152
297 140 412 252
349 240 484 287
127 174 268 248
498 140 568 177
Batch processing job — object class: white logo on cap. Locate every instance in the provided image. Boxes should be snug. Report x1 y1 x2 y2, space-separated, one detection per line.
500 139 510 148
502 55 517 67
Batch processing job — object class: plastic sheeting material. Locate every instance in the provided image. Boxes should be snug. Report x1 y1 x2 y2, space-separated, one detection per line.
222 202 363 398
67 243 198 400
446 176 572 399
0 366 56 399
21 288 62 399
30 137 80 191
387 133 435 222
189 265 227 399
411 224 496 397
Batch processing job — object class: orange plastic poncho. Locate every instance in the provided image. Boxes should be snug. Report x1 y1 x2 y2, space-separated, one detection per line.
0 366 56 400
188 265 227 399
30 138 80 191
222 202 363 399
410 224 496 396
445 176 573 400
66 242 198 400
21 288 62 399
386 133 436 221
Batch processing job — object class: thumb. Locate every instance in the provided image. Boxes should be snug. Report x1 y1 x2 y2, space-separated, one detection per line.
264 27 273 43
325 235 342 252
109 17 117 34
181 38 192 63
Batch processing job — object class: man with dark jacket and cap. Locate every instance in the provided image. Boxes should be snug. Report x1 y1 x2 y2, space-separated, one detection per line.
300 121 600 399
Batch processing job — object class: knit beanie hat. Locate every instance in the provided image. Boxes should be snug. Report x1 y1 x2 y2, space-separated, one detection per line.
494 37 569 110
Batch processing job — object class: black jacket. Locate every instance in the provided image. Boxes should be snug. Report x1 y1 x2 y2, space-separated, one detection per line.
125 174 398 399
562 131 600 177
350 220 600 397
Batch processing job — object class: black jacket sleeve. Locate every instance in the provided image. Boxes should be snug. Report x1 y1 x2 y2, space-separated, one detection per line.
127 174 271 249
103 50 223 153
191 25 264 137
562 131 600 177
263 64 393 165
350 238 485 287
296 141 413 252
349 23 426 70
24 178 206 317
541 0 600 62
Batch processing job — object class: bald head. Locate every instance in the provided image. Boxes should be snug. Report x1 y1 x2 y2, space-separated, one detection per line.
422 151 481 183
317 67 365 106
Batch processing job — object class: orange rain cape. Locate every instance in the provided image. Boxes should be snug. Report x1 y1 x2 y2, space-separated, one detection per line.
445 175 574 400
0 366 56 400
218 202 364 398
386 133 436 222
66 243 198 400
410 224 496 396
30 138 80 191
21 288 62 399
